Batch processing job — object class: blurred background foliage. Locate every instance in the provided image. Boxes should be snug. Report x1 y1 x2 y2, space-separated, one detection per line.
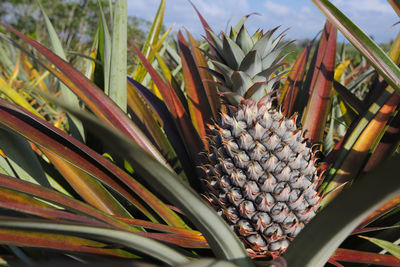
0 0 160 67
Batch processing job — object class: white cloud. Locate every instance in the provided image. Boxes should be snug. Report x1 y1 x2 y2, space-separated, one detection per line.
127 0 398 43
332 0 393 13
264 1 291 16
127 0 252 37
256 1 325 41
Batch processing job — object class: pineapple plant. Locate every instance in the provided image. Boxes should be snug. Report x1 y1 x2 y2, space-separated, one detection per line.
202 26 321 257
0 0 399 266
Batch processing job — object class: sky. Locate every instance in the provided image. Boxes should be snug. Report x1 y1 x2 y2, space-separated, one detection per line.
127 0 400 43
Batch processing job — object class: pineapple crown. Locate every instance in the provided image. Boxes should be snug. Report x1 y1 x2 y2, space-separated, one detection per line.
206 25 292 105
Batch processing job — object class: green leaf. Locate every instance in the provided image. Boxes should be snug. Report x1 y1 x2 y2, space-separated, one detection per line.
0 23 169 168
360 236 400 259
312 0 400 94
231 71 253 96
98 0 112 95
236 26 254 55
0 173 136 231
179 259 238 267
44 152 132 218
210 60 234 88
0 98 185 227
252 27 279 58
108 0 127 112
0 220 189 265
131 42 205 174
0 228 136 258
133 0 166 79
207 30 224 57
46 98 253 265
284 156 400 266
0 127 50 187
239 50 262 78
37 0 84 141
222 35 245 69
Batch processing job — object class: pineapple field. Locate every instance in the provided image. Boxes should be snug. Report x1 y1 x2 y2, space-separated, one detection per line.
0 0 399 266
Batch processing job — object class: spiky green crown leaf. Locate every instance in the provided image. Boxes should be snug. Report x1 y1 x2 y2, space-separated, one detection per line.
206 25 292 104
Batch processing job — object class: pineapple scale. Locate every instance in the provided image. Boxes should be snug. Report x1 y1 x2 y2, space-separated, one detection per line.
204 100 320 256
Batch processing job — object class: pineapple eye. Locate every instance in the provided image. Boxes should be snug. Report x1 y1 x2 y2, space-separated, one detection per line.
273 182 286 195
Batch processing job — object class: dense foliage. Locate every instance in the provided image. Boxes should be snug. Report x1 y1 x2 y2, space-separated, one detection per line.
0 0 399 266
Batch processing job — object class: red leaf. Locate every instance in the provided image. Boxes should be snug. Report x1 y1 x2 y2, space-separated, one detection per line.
358 194 400 228
282 40 313 117
0 228 133 258
0 22 167 166
302 21 337 143
332 248 400 266
177 31 212 144
0 98 185 228
0 174 132 231
130 42 205 166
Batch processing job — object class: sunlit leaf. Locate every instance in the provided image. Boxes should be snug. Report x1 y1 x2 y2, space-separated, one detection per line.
37 0 84 141
108 0 127 111
302 21 336 143
0 23 169 167
177 31 212 142
0 98 186 227
312 0 400 94
359 236 400 259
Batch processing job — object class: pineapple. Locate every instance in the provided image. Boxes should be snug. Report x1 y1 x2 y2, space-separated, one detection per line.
202 25 322 257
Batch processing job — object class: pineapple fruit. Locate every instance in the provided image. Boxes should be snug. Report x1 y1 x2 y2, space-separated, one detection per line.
202 26 322 257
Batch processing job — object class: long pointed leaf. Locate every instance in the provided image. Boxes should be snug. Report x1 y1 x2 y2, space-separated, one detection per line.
0 98 187 228
324 35 400 193
0 174 135 231
0 228 135 258
388 0 400 17
364 111 400 171
0 220 189 265
44 151 131 217
312 0 400 94
37 0 84 141
188 0 214 44
50 99 253 265
359 236 400 259
129 78 200 189
0 127 49 187
186 30 220 119
0 188 107 225
133 0 165 79
0 23 169 168
302 21 336 143
332 248 400 266
177 31 212 142
98 0 112 95
281 39 314 117
108 0 127 111
130 42 205 169
126 81 178 166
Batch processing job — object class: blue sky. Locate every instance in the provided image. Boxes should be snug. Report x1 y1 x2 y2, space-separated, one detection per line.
127 0 400 43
